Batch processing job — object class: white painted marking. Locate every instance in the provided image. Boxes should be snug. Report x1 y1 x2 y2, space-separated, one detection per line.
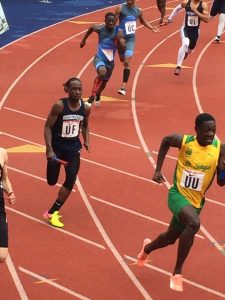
19 266 91 300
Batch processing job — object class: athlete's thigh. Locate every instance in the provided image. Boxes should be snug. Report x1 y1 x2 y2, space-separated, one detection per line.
210 0 220 16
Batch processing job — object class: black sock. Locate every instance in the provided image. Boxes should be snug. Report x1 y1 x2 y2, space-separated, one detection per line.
48 200 64 214
123 68 130 84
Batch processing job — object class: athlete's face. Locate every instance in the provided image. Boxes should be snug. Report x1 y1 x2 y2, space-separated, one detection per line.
195 120 216 146
105 15 115 30
67 80 82 101
127 0 135 7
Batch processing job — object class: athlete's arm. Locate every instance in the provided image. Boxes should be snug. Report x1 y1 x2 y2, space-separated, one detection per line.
81 103 91 153
44 101 63 159
80 25 99 48
138 10 160 32
217 143 225 186
191 1 209 23
1 149 15 204
167 2 185 23
116 30 126 50
152 134 183 183
114 6 121 25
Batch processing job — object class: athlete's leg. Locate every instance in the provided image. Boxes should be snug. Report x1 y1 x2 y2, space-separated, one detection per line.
144 223 181 254
118 37 134 94
177 28 190 66
157 0 166 24
0 211 8 263
173 205 200 275
48 154 80 214
216 13 225 40
121 56 132 89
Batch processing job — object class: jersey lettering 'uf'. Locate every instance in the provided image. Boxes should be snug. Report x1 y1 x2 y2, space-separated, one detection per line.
52 99 86 151
118 4 141 37
97 25 119 62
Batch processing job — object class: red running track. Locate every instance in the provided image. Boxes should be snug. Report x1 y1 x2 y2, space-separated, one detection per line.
0 0 225 299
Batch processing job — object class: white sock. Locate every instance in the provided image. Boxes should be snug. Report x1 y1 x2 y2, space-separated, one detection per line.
168 4 183 22
217 13 225 37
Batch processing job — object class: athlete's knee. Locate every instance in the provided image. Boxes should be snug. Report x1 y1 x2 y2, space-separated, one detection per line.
187 218 200 233
0 249 8 263
164 232 179 245
63 175 76 191
47 177 58 186
182 37 190 51
98 69 107 79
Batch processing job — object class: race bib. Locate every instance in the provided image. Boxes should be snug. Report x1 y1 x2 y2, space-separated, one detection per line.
101 48 114 61
125 21 136 35
180 169 204 191
61 120 79 138
187 15 199 27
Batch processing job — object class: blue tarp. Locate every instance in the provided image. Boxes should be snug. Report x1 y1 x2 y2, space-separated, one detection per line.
0 0 123 46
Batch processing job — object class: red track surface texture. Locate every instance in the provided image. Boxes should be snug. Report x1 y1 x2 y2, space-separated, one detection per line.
0 1 225 299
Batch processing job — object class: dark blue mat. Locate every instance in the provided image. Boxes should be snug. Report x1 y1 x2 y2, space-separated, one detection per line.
0 0 123 47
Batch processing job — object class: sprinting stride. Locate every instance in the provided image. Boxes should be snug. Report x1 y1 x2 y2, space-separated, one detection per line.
137 113 225 292
114 0 159 96
80 12 125 106
43 78 90 228
167 0 209 75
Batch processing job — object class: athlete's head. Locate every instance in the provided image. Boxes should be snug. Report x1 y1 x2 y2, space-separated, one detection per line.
126 0 135 7
63 77 82 101
105 12 115 30
195 113 216 146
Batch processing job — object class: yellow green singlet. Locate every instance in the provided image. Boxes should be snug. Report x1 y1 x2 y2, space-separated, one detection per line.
174 135 220 208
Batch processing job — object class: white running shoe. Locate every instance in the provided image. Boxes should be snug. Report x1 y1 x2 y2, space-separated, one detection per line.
118 87 126 96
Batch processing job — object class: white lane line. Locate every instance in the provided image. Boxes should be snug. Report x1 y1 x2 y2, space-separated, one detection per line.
2 131 156 185
81 157 158 185
125 255 225 298
6 255 29 300
192 30 225 114
2 111 141 149
6 205 105 250
76 178 152 300
131 30 225 256
90 195 204 239
19 266 91 300
152 151 225 207
0 29 89 110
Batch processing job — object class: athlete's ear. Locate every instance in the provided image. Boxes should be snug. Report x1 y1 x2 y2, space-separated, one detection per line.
63 83 68 93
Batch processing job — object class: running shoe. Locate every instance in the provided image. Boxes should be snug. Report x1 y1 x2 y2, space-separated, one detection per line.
95 95 101 106
87 96 95 104
43 210 64 228
118 87 126 96
214 36 220 43
170 274 183 292
137 238 151 266
174 66 181 76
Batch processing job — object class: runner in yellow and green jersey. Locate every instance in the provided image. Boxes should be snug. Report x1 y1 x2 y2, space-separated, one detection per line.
137 113 225 292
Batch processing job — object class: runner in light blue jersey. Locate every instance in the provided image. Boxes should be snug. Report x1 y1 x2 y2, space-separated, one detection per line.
80 12 125 106
114 0 159 96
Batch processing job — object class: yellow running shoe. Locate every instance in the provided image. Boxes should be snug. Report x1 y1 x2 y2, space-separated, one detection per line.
43 211 64 228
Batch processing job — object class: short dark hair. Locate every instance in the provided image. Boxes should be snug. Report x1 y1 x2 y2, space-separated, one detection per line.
105 12 115 19
63 77 81 92
195 113 215 128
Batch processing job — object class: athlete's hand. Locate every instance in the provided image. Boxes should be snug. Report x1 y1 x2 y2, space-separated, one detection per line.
84 142 90 153
80 41 86 48
152 170 165 184
5 191 16 205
